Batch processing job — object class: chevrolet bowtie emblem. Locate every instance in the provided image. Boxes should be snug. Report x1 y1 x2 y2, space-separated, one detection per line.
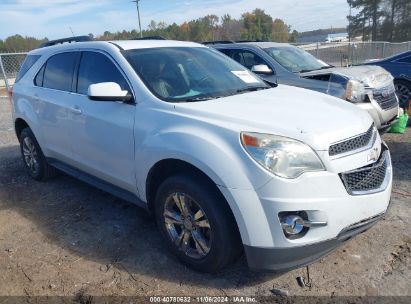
367 147 380 162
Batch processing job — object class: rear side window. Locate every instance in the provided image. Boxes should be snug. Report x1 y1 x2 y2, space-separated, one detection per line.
15 55 41 82
77 51 130 95
43 52 78 91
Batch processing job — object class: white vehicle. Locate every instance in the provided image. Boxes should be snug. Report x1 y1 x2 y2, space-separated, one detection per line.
12 36 392 272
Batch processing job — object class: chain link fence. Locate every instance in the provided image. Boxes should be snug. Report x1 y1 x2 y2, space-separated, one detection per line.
297 41 411 67
0 41 410 97
0 53 27 97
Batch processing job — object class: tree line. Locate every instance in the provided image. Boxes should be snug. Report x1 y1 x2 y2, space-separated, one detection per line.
0 8 295 52
348 0 411 41
98 9 293 43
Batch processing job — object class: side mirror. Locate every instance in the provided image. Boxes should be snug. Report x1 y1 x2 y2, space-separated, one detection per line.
88 82 133 102
251 64 273 75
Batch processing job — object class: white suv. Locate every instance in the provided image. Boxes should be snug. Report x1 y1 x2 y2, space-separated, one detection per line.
12 37 392 272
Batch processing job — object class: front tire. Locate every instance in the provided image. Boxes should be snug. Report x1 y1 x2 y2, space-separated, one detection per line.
154 174 242 273
19 128 57 181
394 79 411 109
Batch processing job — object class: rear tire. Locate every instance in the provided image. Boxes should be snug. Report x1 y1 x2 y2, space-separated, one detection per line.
154 174 242 273
19 128 57 181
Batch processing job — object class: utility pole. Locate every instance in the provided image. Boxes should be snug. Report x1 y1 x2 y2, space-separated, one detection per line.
132 0 143 38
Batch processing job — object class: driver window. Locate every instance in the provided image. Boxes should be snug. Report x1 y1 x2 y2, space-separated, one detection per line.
77 51 131 95
230 50 268 70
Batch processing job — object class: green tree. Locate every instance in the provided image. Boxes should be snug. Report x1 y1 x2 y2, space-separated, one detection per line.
241 9 273 40
271 18 289 42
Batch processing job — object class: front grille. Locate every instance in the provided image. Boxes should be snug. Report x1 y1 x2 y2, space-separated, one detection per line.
329 124 375 157
373 87 398 110
340 149 389 195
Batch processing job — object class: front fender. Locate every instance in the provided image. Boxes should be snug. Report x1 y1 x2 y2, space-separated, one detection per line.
135 125 272 201
135 126 273 246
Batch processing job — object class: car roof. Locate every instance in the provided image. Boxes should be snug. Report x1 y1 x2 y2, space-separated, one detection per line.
29 39 205 55
212 41 294 49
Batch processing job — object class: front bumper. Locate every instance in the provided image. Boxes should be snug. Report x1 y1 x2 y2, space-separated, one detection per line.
244 212 385 272
217 142 392 272
357 100 398 132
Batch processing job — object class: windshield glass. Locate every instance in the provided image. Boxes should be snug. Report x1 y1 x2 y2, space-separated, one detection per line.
264 46 330 73
124 47 268 102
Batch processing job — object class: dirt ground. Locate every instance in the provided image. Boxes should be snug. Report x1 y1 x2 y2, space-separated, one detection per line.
0 97 410 300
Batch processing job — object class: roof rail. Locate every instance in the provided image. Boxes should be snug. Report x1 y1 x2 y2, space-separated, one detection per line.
132 36 166 40
236 40 266 43
38 35 92 48
202 40 234 45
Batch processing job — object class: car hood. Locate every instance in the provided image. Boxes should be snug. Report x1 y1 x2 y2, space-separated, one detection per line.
300 65 393 88
174 85 373 151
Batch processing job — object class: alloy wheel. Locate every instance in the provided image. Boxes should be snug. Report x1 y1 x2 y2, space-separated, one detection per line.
22 136 40 175
163 192 212 259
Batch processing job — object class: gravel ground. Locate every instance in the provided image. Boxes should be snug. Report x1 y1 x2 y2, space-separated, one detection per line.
0 97 410 300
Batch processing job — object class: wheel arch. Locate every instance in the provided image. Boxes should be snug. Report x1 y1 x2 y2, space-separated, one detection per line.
14 117 30 140
145 158 245 244
146 158 223 213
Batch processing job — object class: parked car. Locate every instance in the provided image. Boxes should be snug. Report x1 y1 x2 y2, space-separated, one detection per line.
363 50 411 108
209 41 399 132
12 37 392 273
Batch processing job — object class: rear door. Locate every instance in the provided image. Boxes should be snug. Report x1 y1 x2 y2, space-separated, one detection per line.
68 50 136 193
33 51 79 162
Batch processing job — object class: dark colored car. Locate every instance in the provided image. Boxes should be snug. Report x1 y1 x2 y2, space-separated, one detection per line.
209 42 399 132
363 50 411 108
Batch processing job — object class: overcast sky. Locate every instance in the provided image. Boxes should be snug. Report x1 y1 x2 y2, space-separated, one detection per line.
0 0 351 40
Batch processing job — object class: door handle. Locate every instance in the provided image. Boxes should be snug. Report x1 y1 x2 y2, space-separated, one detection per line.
70 106 82 115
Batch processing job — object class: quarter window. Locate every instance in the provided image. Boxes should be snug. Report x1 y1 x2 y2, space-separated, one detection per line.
16 55 41 82
43 52 78 91
77 51 130 95
34 64 45 87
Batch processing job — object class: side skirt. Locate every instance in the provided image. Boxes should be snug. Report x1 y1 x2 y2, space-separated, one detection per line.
47 158 147 210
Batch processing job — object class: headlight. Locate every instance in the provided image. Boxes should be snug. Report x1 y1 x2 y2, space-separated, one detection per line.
240 132 325 179
346 80 366 102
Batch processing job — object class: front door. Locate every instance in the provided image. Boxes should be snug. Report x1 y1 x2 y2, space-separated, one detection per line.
68 51 136 193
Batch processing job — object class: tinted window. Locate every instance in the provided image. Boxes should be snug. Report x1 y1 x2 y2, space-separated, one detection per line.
16 55 41 82
43 52 77 91
398 56 411 64
77 52 130 95
34 64 45 87
227 50 268 70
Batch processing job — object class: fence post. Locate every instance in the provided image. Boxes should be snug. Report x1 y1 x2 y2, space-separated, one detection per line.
0 55 11 101
316 42 319 58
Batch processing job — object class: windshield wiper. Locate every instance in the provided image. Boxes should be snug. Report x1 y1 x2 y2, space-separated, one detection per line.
236 86 270 94
183 96 222 102
300 65 334 73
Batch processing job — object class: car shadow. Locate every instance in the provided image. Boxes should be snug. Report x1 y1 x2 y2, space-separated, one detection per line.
0 145 281 289
385 139 411 183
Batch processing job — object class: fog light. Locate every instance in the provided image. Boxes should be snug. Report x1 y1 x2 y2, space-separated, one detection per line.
279 212 328 239
281 215 305 235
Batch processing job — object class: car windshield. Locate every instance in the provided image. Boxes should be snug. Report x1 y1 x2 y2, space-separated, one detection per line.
264 46 330 73
123 47 269 102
